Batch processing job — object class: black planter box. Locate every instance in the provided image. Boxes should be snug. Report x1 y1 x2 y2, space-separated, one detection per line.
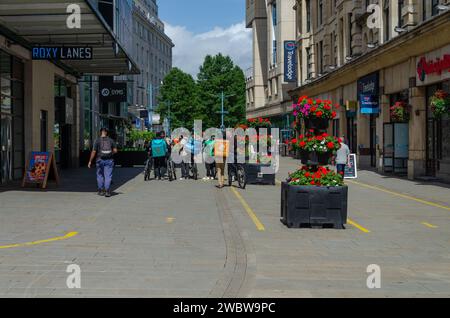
281 182 348 229
300 150 332 165
115 151 148 167
245 163 276 185
304 117 329 131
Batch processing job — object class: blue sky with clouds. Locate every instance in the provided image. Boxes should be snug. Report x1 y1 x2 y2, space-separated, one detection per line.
158 0 252 77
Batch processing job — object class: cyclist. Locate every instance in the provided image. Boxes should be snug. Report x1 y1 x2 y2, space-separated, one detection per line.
150 131 168 180
203 135 216 180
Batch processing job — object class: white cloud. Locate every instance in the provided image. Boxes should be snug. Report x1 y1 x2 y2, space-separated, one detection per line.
165 21 252 78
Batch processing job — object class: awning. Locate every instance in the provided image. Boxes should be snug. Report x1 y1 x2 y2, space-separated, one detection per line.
0 0 140 75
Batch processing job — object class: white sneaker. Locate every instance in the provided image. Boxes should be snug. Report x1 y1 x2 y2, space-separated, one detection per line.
179 178 184 180
202 177 209 180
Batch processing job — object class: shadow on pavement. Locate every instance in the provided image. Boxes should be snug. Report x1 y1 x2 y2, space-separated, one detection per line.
0 167 143 194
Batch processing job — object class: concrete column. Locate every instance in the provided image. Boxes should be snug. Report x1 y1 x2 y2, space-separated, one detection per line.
408 85 427 180
377 94 391 172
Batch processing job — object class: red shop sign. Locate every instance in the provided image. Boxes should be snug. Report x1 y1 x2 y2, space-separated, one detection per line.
417 54 450 82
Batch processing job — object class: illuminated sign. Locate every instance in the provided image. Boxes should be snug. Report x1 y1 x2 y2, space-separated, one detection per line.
284 41 297 83
32 47 93 60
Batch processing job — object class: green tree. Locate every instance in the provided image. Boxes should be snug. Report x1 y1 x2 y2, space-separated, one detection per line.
197 54 246 128
157 68 200 129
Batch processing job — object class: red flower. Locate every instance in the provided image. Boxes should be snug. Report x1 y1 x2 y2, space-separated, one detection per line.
291 138 298 144
332 111 337 118
310 181 315 185
327 142 335 149
300 141 306 147
324 105 331 110
316 111 323 118
305 172 311 178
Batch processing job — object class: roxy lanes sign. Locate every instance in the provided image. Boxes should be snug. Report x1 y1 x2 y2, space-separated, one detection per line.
32 47 93 60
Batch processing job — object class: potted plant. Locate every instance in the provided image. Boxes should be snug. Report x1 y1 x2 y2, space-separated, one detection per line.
390 101 411 123
430 90 450 119
292 96 338 131
282 96 348 229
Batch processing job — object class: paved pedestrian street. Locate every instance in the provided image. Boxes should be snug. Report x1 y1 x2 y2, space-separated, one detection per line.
0 157 449 298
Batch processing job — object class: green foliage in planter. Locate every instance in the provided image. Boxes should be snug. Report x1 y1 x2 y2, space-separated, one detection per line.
289 166 344 187
430 90 450 119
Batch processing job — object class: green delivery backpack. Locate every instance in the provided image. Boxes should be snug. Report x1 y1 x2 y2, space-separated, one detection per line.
151 139 167 158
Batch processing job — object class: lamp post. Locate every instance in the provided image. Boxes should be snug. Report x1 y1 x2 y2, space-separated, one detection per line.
215 90 234 131
148 82 163 132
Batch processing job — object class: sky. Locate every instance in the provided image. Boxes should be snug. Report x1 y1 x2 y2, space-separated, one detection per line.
158 0 252 77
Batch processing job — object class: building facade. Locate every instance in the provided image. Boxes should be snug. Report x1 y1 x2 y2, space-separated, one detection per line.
80 0 136 151
130 0 173 131
290 0 450 182
245 0 297 131
0 0 138 185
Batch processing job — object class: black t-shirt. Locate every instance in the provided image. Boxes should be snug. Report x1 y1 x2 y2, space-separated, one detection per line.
93 137 117 160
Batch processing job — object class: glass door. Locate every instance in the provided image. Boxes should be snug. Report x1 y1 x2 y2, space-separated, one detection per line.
0 114 12 184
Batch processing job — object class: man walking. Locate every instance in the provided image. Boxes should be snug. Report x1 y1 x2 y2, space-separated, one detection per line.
88 128 118 198
214 136 229 189
335 136 350 176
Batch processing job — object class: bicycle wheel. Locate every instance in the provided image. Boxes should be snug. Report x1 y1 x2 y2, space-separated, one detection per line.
237 165 247 189
192 164 198 180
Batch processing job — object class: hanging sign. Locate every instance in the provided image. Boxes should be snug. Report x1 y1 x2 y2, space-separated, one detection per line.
99 77 127 103
284 41 297 82
22 152 60 189
358 72 380 114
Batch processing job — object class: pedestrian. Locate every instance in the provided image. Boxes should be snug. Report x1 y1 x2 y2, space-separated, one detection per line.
203 135 216 180
335 136 350 176
214 136 229 189
179 135 190 180
150 131 168 180
88 128 118 198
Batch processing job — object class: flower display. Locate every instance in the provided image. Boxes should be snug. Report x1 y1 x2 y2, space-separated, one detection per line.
292 96 339 120
247 117 272 128
295 132 341 154
390 101 410 122
430 90 450 119
287 96 345 187
288 166 344 187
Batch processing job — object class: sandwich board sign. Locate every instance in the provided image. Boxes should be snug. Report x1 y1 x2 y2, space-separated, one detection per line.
22 152 60 189
344 154 358 179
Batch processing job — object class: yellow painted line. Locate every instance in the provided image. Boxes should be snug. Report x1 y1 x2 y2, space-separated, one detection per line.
422 222 438 229
231 187 266 231
347 180 450 212
0 232 78 250
347 218 371 233
166 217 176 224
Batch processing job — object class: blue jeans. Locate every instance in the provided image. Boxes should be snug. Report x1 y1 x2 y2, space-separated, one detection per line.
336 164 346 175
96 159 114 191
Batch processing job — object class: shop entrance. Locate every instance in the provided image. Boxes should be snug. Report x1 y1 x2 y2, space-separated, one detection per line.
426 81 450 177
0 51 24 185
346 116 357 153
383 123 409 175
54 79 74 169
0 115 12 184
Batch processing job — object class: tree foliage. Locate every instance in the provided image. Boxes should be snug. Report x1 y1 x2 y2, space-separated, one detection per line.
157 67 200 129
197 54 246 128
157 55 246 130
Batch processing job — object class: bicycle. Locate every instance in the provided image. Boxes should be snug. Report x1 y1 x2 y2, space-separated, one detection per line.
189 162 198 180
228 163 247 189
167 158 177 182
144 157 153 181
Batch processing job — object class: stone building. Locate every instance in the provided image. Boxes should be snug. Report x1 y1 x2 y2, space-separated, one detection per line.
290 0 450 182
245 0 297 130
